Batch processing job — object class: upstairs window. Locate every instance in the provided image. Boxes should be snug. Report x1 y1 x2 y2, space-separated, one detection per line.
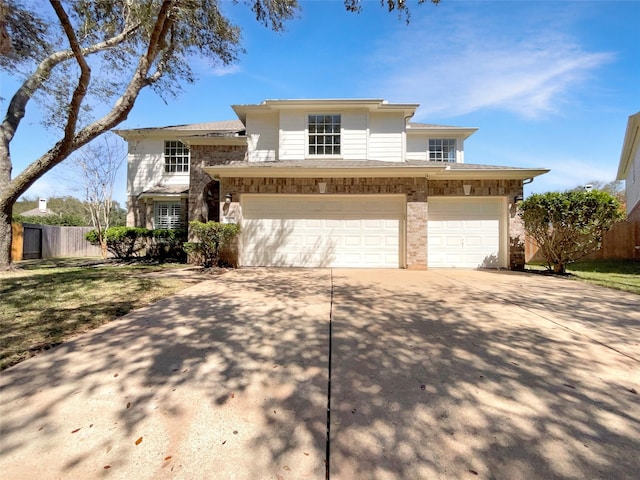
164 140 190 173
429 139 456 162
308 114 341 155
154 201 182 229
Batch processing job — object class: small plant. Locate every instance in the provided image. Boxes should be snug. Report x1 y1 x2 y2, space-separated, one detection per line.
86 226 151 260
184 221 240 268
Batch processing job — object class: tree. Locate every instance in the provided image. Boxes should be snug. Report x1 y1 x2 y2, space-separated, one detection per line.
520 190 624 274
0 0 439 269
72 133 125 258
569 180 626 214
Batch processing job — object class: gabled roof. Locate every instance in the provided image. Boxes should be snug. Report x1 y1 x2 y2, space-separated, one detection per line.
616 112 640 180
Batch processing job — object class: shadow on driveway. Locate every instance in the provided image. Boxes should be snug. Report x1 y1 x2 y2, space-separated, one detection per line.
0 268 638 479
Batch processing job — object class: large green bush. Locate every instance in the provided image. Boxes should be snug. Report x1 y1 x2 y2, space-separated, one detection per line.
519 190 623 273
86 226 151 260
184 221 240 268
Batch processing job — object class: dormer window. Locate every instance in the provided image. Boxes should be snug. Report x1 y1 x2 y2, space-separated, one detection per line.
308 114 341 155
429 139 456 162
164 140 190 173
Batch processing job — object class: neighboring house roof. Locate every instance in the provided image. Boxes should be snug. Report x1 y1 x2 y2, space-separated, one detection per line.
204 160 549 181
138 184 189 198
616 111 640 180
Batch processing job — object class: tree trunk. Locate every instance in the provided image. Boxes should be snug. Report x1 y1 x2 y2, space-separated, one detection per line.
0 201 12 270
554 262 566 274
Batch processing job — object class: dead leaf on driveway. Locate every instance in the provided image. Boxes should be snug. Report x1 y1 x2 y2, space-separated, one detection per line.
135 437 143 445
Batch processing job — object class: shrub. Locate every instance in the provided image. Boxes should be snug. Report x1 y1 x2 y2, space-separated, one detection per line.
150 228 187 262
86 226 151 260
520 190 623 273
184 221 240 267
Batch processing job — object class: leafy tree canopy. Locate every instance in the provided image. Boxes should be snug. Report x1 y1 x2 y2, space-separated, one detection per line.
520 190 624 274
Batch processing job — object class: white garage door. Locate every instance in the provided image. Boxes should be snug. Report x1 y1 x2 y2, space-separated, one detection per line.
241 195 403 268
428 197 505 268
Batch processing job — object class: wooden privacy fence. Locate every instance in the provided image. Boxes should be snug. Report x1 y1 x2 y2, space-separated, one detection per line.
525 220 640 263
11 223 102 261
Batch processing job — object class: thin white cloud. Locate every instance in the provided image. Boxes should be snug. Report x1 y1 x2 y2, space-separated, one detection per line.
365 11 615 120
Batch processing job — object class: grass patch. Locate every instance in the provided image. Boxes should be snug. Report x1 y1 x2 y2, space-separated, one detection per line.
527 259 640 295
0 259 194 370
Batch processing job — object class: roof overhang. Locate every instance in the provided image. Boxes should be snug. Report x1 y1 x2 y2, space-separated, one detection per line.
204 162 549 181
138 184 189 199
406 125 478 140
616 112 640 180
232 99 419 124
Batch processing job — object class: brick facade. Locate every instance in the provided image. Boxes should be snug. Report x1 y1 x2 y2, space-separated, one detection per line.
183 146 526 269
189 145 247 224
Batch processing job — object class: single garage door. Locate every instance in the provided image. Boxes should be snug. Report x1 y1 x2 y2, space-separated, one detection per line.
241 195 403 268
428 197 506 268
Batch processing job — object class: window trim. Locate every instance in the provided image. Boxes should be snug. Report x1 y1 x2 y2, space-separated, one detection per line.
164 140 190 173
307 113 342 157
428 138 457 162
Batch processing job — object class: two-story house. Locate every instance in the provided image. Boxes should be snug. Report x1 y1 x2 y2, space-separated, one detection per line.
617 112 640 223
115 99 548 269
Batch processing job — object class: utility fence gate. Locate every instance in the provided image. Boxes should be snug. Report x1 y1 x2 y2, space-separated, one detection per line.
11 223 102 261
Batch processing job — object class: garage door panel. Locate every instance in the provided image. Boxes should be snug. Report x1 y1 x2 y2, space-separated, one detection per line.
428 198 504 268
242 195 402 268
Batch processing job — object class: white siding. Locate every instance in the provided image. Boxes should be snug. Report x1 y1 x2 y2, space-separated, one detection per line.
406 136 428 161
127 138 190 197
626 144 640 217
368 113 404 161
279 111 306 160
406 135 465 162
342 111 368 159
246 112 278 162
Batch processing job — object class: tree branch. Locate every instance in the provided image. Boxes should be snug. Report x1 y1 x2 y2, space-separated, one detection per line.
0 17 141 147
50 0 91 158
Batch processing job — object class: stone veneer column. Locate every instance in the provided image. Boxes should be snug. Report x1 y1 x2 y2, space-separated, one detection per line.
406 201 428 269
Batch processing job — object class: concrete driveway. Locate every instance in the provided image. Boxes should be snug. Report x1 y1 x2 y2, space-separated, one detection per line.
1 269 638 479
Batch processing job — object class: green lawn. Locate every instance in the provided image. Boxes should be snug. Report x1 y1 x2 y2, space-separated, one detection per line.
0 259 194 370
527 259 640 295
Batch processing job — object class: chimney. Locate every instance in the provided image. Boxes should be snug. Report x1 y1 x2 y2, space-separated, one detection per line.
39 198 47 212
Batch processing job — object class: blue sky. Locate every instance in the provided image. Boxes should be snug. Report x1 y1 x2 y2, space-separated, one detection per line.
2 0 639 205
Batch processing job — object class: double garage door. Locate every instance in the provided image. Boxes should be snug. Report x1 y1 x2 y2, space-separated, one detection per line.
241 195 403 268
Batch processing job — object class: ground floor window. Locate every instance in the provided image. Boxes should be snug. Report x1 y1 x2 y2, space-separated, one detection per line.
154 201 182 229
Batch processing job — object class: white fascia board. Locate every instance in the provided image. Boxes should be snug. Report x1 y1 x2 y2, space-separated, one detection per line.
616 112 640 180
232 99 419 122
428 168 550 181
